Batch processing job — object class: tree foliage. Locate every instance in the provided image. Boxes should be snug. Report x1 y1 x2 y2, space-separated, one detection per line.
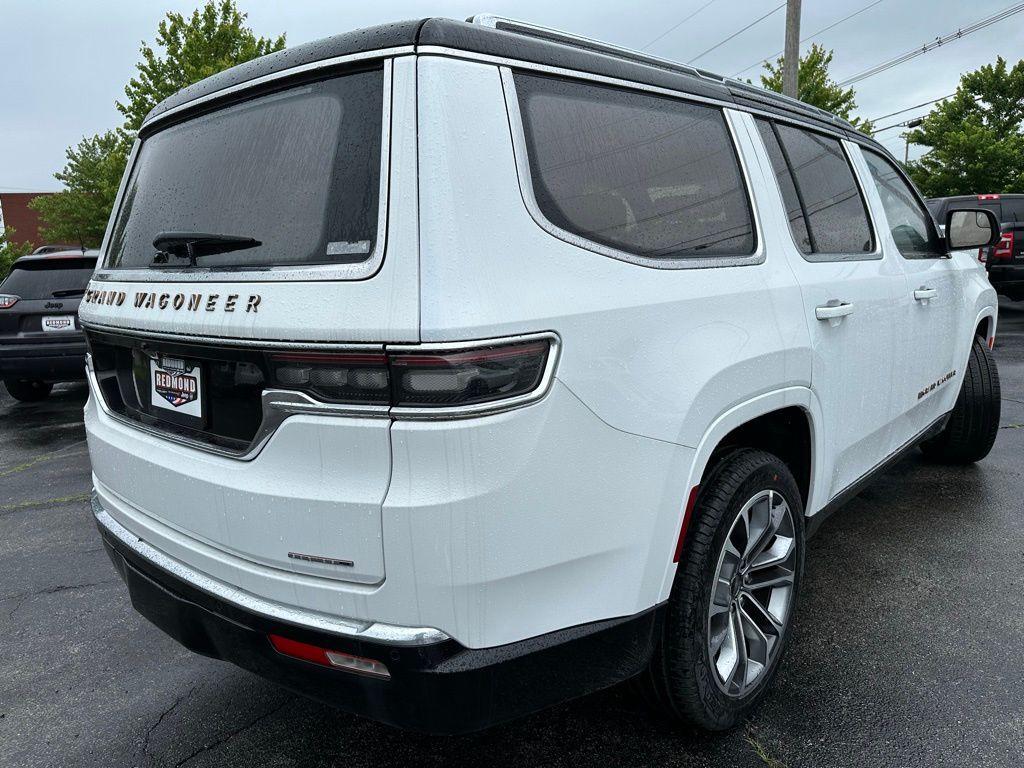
33 1 285 246
117 0 285 133
905 57 1024 198
0 227 34 280
759 44 874 133
30 131 128 247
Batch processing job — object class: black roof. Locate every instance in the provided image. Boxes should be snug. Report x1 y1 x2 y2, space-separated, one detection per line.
144 17 879 148
12 250 99 267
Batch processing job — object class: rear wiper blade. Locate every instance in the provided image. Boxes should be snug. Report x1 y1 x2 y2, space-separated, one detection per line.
152 231 261 266
51 289 85 298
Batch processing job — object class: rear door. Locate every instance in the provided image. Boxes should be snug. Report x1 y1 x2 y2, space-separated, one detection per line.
753 119 904 500
857 147 962 442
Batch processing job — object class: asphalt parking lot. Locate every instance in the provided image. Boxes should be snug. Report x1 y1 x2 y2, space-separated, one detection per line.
2 300 1022 768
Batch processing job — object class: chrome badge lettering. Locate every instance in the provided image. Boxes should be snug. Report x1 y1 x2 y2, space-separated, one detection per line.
84 287 261 313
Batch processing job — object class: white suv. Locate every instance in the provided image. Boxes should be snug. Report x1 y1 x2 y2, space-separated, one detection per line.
80 16 1003 732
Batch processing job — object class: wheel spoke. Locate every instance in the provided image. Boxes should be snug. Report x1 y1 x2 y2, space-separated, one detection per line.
744 566 795 592
739 605 771 668
742 588 785 635
745 491 787 562
749 534 795 571
727 609 749 694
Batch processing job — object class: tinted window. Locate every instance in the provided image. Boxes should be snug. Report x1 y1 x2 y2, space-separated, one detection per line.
862 150 942 258
1 259 97 298
774 124 874 256
107 68 383 270
514 73 755 261
755 119 811 253
1002 198 1024 223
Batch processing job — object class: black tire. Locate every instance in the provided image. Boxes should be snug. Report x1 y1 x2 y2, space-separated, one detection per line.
642 449 805 730
3 379 53 402
920 337 1000 464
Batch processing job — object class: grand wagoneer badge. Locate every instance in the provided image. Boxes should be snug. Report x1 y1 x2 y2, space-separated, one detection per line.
83 288 261 313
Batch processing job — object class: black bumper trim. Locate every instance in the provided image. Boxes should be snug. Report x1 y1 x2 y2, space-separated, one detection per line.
98 521 663 733
0 340 87 381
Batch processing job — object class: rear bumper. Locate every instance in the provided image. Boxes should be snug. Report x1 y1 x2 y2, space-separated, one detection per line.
0 339 86 381
986 265 1024 295
95 493 662 733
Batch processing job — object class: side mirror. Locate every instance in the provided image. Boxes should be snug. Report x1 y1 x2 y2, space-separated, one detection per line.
946 208 1000 251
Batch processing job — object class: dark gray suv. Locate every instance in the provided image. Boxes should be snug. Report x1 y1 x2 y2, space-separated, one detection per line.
0 249 97 401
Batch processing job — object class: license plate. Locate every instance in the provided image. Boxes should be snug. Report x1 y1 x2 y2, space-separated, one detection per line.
150 357 203 418
41 315 75 332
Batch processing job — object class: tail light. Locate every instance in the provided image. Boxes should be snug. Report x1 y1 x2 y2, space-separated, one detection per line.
0 295 19 309
269 337 554 412
978 247 987 263
993 232 1014 261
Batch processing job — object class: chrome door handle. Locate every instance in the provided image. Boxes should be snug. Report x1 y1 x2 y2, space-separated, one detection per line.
815 300 854 327
914 287 938 301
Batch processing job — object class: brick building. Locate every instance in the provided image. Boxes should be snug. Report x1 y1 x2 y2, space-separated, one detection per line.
0 192 57 248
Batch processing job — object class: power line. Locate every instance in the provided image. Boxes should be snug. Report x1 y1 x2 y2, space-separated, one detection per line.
642 0 720 51
868 93 955 123
838 2 1024 86
687 2 786 65
733 0 888 77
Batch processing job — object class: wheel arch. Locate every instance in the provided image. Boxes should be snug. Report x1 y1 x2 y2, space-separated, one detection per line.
658 387 824 602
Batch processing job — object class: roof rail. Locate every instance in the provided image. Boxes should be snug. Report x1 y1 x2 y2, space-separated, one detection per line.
468 13 855 131
468 13 708 80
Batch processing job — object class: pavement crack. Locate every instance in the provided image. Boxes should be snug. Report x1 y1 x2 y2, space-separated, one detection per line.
3 579 118 621
142 686 199 765
999 424 1024 429
0 439 88 478
173 699 290 767
0 492 92 515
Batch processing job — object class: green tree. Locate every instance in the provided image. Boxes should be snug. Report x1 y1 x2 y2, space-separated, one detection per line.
117 0 285 133
759 44 874 133
0 227 34 279
905 57 1024 198
32 1 286 246
31 131 128 247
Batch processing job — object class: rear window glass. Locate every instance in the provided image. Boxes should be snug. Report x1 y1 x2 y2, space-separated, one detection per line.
1001 198 1024 222
773 124 874 257
513 73 756 261
1 259 97 298
106 68 384 271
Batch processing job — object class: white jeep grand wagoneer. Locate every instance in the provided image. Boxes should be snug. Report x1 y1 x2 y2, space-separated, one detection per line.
81 15 1002 732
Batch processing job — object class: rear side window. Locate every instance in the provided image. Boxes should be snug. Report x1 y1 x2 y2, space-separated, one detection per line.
0 259 97 298
862 150 942 258
106 67 384 271
1002 198 1024 222
513 73 756 263
758 120 874 259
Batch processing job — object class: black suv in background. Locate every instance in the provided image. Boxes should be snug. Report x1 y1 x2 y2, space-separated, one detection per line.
927 195 1024 301
0 250 98 401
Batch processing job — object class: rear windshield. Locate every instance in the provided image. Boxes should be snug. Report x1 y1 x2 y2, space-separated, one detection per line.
105 67 384 271
1 258 97 298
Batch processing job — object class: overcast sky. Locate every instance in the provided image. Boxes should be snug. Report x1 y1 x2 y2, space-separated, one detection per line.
2 0 1022 191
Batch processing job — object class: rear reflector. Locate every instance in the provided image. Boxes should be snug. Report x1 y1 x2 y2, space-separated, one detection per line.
673 485 701 563
989 336 996 350
0 295 19 309
268 634 390 679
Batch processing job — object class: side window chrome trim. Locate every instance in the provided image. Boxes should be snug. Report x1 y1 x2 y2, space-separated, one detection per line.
93 58 397 284
499 67 764 270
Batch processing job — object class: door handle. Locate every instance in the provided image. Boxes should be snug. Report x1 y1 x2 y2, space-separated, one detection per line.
914 287 938 302
815 300 854 327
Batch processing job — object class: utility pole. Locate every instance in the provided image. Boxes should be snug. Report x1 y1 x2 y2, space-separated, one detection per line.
904 118 924 164
783 0 802 98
